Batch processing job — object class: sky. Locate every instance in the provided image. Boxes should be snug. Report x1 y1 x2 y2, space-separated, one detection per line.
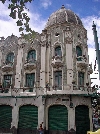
0 0 100 89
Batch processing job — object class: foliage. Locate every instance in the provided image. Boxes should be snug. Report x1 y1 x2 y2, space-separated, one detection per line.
0 0 35 39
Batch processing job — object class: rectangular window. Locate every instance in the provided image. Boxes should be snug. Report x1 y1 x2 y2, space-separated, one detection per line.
78 72 84 86
54 71 62 90
3 75 12 88
25 73 35 87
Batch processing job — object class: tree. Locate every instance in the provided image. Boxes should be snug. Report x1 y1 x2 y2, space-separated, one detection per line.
0 0 36 39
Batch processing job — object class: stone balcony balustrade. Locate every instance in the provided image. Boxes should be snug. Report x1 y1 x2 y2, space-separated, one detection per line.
0 84 97 97
24 58 36 70
51 55 63 68
2 61 14 72
76 55 88 68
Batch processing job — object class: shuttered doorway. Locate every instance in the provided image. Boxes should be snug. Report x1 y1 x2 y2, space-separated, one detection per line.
75 105 90 134
18 105 38 134
48 105 68 133
0 105 12 132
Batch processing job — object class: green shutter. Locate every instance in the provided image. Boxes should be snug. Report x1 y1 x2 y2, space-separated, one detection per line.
48 105 68 131
0 105 12 128
75 105 90 134
18 105 38 129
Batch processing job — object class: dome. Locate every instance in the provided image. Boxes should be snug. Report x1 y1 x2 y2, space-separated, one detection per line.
45 5 83 28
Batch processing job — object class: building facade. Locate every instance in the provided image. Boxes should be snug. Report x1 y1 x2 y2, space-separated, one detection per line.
0 5 96 134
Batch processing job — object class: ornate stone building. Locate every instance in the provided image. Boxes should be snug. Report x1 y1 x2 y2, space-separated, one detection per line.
0 5 96 134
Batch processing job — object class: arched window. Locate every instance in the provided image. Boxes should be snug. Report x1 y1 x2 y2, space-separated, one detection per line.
76 46 82 61
27 50 36 63
55 46 62 56
6 52 14 64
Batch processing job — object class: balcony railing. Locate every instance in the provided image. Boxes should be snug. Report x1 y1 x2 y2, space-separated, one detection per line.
24 59 36 70
77 56 88 68
2 61 14 71
0 85 97 97
51 55 63 68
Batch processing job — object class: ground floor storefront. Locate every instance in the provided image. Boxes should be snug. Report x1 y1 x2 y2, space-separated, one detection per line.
0 95 93 134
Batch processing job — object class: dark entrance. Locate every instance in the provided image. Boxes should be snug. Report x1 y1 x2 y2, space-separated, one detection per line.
75 105 90 134
0 105 12 133
48 105 68 134
18 105 38 134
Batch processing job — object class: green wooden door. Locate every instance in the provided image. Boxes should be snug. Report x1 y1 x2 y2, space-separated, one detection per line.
18 105 38 130
0 105 12 129
75 105 90 134
48 105 68 131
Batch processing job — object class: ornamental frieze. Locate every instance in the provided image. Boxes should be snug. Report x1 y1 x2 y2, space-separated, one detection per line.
65 37 73 44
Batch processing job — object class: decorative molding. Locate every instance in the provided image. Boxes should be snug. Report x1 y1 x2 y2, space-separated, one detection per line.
65 37 73 44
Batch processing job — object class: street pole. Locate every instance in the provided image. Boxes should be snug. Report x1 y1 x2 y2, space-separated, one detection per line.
92 21 100 80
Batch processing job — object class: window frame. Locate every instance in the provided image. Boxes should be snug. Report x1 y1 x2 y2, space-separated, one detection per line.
76 46 82 61
25 73 35 88
55 46 62 57
54 71 62 90
78 72 84 86
3 75 12 88
27 50 36 63
6 52 14 64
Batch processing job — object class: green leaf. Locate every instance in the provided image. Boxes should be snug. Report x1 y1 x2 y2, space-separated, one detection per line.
18 12 22 19
1 0 6 4
9 10 16 19
11 0 17 4
19 27 24 32
16 20 23 26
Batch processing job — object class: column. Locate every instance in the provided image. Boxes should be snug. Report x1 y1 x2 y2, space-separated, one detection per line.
89 107 93 131
40 45 46 89
66 43 73 85
38 102 45 128
11 105 19 128
15 46 23 88
68 107 76 130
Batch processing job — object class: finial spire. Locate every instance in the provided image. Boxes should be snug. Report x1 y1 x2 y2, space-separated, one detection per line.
61 5 65 9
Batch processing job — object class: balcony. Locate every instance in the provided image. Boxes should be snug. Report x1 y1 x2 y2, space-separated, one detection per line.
51 55 63 68
77 56 88 68
44 84 97 96
0 84 98 97
73 85 97 95
24 59 36 70
2 61 13 72
88 64 93 74
0 87 11 96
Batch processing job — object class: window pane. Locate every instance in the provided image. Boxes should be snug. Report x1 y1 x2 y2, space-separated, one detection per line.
54 71 62 90
3 75 12 88
55 46 62 56
26 73 35 87
6 53 14 63
76 46 82 61
78 72 84 86
27 50 36 62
